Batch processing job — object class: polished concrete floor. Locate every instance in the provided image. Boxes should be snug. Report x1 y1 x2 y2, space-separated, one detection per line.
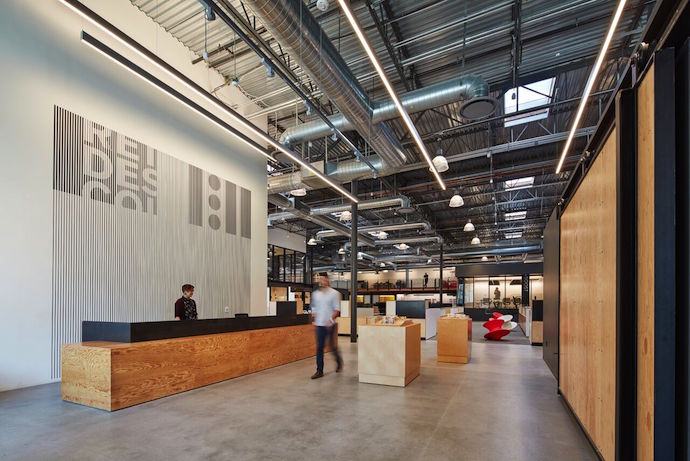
0 333 595 461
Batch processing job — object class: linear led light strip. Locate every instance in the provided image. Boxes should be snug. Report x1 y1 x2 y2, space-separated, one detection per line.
59 0 358 203
337 0 446 191
555 0 627 174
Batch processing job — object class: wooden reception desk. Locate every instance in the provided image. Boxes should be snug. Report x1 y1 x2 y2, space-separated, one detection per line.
358 322 421 387
62 315 327 411
437 315 471 364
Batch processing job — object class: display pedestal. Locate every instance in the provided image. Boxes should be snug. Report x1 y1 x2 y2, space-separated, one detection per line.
358 322 421 387
437 316 471 364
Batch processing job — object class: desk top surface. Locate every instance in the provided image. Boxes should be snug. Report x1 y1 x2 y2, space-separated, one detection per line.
82 314 311 343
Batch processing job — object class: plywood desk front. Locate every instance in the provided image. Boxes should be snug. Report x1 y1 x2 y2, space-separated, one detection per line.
62 315 327 411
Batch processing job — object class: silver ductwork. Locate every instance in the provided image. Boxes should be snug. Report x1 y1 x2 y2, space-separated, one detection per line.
310 196 409 216
245 0 406 169
280 76 492 145
344 235 440 251
316 222 430 240
268 155 386 194
440 245 543 258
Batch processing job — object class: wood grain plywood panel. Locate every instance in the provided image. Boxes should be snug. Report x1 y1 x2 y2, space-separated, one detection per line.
62 324 323 410
559 129 617 461
637 64 655 461
437 317 471 363
61 344 112 411
358 323 420 387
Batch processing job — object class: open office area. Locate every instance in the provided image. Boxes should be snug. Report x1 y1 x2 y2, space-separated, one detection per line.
1 1 689 460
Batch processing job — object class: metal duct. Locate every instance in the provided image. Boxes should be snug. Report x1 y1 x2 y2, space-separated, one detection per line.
280 76 491 145
267 155 386 194
440 245 542 258
267 194 376 246
310 196 409 216
245 0 406 169
344 235 440 250
375 236 442 246
316 222 430 240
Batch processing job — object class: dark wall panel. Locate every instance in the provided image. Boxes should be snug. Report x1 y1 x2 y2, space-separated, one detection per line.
542 209 559 378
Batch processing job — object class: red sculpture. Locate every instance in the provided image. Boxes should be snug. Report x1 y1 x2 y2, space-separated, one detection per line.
483 313 513 341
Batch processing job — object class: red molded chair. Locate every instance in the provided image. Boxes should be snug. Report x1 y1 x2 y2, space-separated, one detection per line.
482 318 504 331
484 329 510 341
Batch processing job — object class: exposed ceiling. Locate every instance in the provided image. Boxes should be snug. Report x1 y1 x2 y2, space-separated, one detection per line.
132 0 654 269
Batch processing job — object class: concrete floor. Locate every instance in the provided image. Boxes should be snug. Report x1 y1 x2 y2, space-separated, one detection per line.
0 335 595 461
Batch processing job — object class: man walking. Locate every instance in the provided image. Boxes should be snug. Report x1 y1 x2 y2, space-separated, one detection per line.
311 273 343 379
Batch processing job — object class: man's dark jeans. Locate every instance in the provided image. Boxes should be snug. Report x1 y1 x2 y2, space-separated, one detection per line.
316 325 342 373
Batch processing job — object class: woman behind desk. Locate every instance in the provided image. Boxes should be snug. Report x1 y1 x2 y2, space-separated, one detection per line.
175 284 198 320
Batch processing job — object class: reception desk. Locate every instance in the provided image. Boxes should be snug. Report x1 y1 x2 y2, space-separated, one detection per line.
358 322 421 387
62 315 326 411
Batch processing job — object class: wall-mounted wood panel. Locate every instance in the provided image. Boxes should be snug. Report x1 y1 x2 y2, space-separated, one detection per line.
62 324 330 411
637 62 655 461
559 129 617 460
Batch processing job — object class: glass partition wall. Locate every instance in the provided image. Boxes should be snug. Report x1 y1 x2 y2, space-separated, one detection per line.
267 244 310 285
462 275 543 308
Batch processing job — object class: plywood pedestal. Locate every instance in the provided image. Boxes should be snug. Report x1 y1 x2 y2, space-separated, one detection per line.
357 323 421 387
62 324 328 411
437 316 471 364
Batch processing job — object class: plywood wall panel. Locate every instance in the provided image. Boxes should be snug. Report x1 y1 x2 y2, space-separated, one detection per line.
637 63 655 461
559 129 617 460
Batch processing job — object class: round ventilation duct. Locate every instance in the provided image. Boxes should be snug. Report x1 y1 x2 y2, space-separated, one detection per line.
459 97 497 120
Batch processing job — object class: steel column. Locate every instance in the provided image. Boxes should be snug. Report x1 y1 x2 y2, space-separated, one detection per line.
350 180 359 343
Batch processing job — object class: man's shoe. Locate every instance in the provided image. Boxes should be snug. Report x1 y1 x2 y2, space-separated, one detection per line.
311 371 324 379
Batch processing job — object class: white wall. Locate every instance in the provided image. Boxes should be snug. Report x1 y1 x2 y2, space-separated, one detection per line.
0 1 268 390
268 228 307 253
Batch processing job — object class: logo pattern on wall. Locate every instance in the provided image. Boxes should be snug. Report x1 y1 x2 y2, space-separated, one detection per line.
51 106 252 378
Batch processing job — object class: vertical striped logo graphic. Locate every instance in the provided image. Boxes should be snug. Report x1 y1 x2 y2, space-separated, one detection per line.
53 106 158 214
51 107 252 378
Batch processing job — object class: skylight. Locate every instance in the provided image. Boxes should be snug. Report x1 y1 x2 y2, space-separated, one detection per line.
504 176 534 191
505 211 527 221
505 232 523 239
504 77 555 127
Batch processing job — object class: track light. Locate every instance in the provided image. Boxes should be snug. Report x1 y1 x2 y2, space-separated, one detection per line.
337 0 446 191
555 0 627 173
463 219 475 232
58 0 358 204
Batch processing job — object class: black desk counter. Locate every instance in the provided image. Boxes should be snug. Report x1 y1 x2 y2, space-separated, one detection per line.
82 314 311 343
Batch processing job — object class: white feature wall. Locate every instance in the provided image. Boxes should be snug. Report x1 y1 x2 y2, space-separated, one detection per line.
0 0 268 391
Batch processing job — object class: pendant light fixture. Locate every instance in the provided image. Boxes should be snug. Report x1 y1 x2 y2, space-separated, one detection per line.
339 210 352 222
481 256 488 262
307 237 318 246
449 190 464 208
338 247 346 255
471 236 481 245
290 187 307 197
463 219 475 232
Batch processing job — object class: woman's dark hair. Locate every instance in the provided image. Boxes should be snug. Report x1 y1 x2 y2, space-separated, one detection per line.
182 284 195 292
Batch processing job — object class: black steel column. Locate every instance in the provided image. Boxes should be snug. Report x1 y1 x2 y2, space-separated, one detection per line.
439 242 444 307
350 180 358 343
